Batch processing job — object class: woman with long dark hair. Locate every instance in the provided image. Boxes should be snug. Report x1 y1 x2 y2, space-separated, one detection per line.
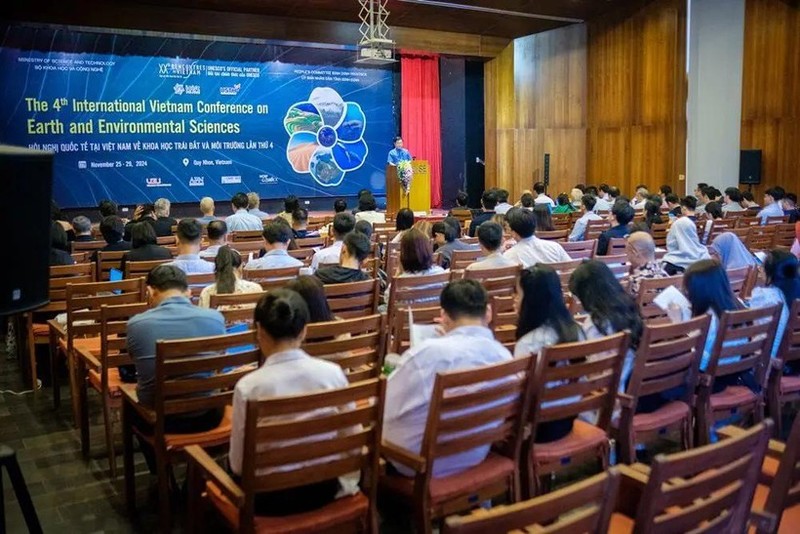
644 198 667 229
286 275 335 324
50 221 75 265
515 265 584 442
749 250 800 359
199 246 262 308
532 204 555 231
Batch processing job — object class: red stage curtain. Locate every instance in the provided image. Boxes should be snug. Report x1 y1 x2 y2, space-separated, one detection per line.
401 51 442 209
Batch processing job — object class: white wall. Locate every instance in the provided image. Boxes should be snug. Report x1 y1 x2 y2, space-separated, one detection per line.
686 0 746 195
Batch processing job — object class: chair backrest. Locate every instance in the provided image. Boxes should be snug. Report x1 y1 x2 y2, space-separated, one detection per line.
561 239 597 260
608 237 628 255
776 299 800 372
726 265 752 299
631 421 771 534
450 248 484 270
585 220 611 241
761 412 800 529
71 252 89 263
185 272 217 302
154 330 260 426
295 236 325 249
766 215 789 225
99 302 149 385
387 271 450 312
490 295 517 352
462 264 521 298
420 356 535 486
124 259 170 278
389 305 442 354
535 229 569 242
323 279 380 319
651 223 669 247
625 315 710 411
240 378 384 523
230 230 264 242
72 240 106 252
705 305 782 391
552 213 573 231
595 254 629 278
227 240 265 258
747 225 778 252
636 275 684 321
242 266 300 290
156 235 177 246
442 470 620 534
774 223 797 249
725 210 748 219
303 314 386 382
530 332 629 435
547 259 584 291
42 263 96 312
286 247 315 266
96 250 128 281
708 219 737 242
737 216 761 228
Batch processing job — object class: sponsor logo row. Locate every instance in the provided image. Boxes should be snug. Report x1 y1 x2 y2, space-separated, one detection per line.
146 174 279 188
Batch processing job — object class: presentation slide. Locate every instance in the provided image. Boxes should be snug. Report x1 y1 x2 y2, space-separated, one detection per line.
0 26 395 208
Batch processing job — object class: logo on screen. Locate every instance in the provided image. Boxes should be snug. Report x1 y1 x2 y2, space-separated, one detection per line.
174 83 200 95
188 176 205 187
219 83 241 96
146 177 171 188
259 174 279 185
158 63 203 78
283 87 367 188
221 175 242 185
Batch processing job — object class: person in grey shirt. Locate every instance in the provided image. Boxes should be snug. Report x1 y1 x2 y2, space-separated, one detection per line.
200 220 228 259
432 217 478 270
466 221 518 271
167 218 215 274
226 192 264 232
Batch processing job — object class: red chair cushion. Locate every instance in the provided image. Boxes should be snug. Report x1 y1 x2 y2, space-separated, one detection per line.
206 481 368 534
709 385 758 411
532 419 608 465
379 453 514 505
780 375 800 395
632 401 690 433
608 512 634 533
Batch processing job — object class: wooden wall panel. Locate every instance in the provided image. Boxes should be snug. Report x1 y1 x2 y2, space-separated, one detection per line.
741 0 800 197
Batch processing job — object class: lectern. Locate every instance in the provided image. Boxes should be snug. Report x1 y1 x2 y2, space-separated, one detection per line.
385 160 431 214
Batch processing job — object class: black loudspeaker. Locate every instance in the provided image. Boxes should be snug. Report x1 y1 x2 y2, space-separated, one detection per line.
0 145 53 315
740 150 762 185
543 153 551 188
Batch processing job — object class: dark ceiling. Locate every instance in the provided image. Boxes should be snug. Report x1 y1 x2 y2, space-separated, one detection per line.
130 0 650 39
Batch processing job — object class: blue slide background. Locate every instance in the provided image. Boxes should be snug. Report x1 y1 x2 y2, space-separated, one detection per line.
0 26 395 208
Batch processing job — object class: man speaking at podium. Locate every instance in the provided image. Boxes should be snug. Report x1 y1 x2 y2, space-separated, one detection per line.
387 136 412 165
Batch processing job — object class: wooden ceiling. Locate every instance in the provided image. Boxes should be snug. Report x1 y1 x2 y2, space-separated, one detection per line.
130 0 651 39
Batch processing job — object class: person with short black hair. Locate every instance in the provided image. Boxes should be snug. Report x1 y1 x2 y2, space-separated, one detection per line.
597 201 635 255
466 222 517 271
229 288 350 516
354 220 373 239
680 196 698 221
701 200 724 243
503 207 571 267
741 191 760 211
278 195 301 225
520 192 535 210
760 186 786 224
247 192 270 220
665 193 681 218
467 189 499 237
291 208 320 239
383 279 513 477
397 228 445 278
246 220 303 270
722 187 745 214
312 212 356 270
315 231 372 284
98 199 118 218
644 197 666 229
198 246 262 308
392 208 415 243
121 221 172 272
333 198 347 213
200 220 229 259
50 222 75 265
432 217 478 270
455 191 469 208
226 192 264 232
533 181 555 209
569 195 603 241
694 183 708 200
168 219 214 273
494 189 513 215
91 216 131 262
387 135 412 166
553 193 575 214
354 194 386 225
72 215 94 242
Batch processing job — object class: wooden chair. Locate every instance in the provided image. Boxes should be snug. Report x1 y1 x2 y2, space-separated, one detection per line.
611 420 772 533
124 259 170 278
608 237 628 255
490 295 516 352
613 315 710 464
524 332 629 496
71 251 89 263
72 240 106 252
595 254 629 279
323 279 380 319
50 278 146 421
379 356 535 534
74 302 147 477
732 226 753 242
389 306 442 355
766 215 790 225
535 229 569 242
774 224 798 249
287 247 315 266
227 240 265 258
242 266 301 290
585 220 611 241
186 272 217 303
749 225 778 253
442 469 620 534
635 275 684 321
121 330 260 532
738 216 762 228
450 248 483 270
156 235 177 246
767 300 800 438
696 305 782 444
230 230 264 242
209 292 267 327
650 222 669 248
386 271 450 333
725 210 749 219
727 265 755 299
96 250 128 281
462 264 521 298
303 314 386 382
718 417 800 534
561 239 597 260
547 258 584 291
186 377 385 534
295 236 326 249
551 213 573 231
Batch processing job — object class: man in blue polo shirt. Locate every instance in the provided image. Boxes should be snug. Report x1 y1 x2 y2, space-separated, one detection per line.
387 136 412 166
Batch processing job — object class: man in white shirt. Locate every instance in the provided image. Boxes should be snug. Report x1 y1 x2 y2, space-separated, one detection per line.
383 279 513 478
225 192 264 232
199 220 227 258
353 194 386 225
466 221 517 271
569 195 603 241
759 186 785 224
630 186 649 210
311 212 355 271
503 207 571 267
245 220 303 270
533 182 555 208
167 219 215 274
494 189 513 215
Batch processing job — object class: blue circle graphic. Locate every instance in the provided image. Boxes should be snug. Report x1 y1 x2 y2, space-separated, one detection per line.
317 126 337 148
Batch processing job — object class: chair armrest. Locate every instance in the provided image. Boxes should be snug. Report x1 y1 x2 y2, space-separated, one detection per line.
617 392 635 409
47 319 66 338
716 425 746 441
615 464 649 517
119 383 157 425
381 440 427 473
185 445 245 508
75 346 102 372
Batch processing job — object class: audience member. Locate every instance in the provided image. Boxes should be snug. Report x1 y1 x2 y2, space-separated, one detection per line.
247 192 270 220
631 186 649 210
246 220 303 270
665 194 681 218
597 201 634 256
291 208 320 239
701 201 724 243
383 279 512 477
662 216 711 275
569 195 602 242
468 190 498 237
520 192 535 210
228 288 350 515
286 276 336 324
693 183 708 201
467 222 517 271
553 193 575 213
278 195 300 224
680 196 698 221
503 207 570 267
354 219 373 240
412 219 433 238
152 198 177 237
168 219 215 274
722 187 745 214
448 191 472 217
608 186 621 202
312 212 355 271
123 203 156 241
198 246 262 308
750 250 800 359
587 186 611 211
98 199 118 218
784 193 800 222
392 208 415 243
742 191 760 211
533 181 555 208
709 232 758 270
226 192 264 232
314 231 371 284
397 228 446 277
354 194 386 224
760 186 785 224
570 188 584 209
626 231 668 295
197 197 218 225
532 204 555 231
91 216 131 262
432 217 477 270
199 220 228 259
50 222 75 266
494 189 513 215
72 215 94 242
120 222 172 272
644 198 667 229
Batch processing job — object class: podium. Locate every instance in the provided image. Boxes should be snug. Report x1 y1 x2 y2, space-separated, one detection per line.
386 160 431 215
